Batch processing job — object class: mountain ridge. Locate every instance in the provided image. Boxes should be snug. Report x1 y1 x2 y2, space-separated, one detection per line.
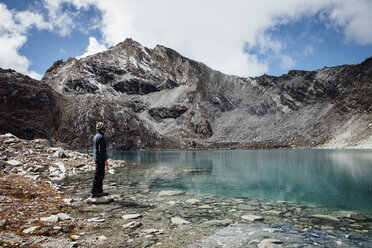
1 39 371 150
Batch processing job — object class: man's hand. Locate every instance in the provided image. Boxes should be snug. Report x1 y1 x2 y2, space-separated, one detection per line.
105 160 108 167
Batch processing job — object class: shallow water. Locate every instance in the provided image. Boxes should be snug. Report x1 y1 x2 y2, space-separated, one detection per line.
109 149 372 213
60 149 372 247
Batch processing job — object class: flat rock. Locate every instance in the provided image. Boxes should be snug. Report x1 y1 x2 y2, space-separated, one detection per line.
241 215 264 222
310 214 340 222
87 217 105 222
122 214 142 220
186 198 201 204
23 226 40 234
85 196 114 204
122 221 142 229
258 238 284 248
7 159 22 166
57 213 71 220
171 217 191 225
202 219 233 227
158 190 186 197
40 215 59 223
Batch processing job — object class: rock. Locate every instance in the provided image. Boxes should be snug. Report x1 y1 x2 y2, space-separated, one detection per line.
198 205 213 209
108 169 115 174
122 221 142 229
266 210 283 216
258 239 284 248
185 198 201 204
85 196 114 204
7 159 22 166
241 215 264 222
201 219 233 227
70 242 79 248
171 217 190 225
70 235 80 241
23 226 40 234
57 213 71 221
122 214 142 220
158 190 186 197
87 217 105 222
310 214 340 222
141 228 164 235
40 215 59 223
4 138 19 144
98 235 107 241
54 162 66 173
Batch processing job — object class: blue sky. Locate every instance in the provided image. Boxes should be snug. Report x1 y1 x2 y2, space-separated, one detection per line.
0 0 372 79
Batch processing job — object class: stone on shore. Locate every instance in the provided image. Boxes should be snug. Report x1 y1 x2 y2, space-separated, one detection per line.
171 217 190 225
122 214 142 220
7 160 22 166
241 215 264 222
122 221 142 229
85 196 114 204
40 215 59 223
310 214 340 222
158 190 186 197
23 226 40 234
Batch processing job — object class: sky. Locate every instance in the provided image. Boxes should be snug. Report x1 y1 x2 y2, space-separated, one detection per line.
0 0 372 80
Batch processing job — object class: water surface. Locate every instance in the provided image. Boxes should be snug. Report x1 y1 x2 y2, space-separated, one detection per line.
109 149 372 212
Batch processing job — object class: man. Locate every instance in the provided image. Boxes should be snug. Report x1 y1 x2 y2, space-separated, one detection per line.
92 122 109 197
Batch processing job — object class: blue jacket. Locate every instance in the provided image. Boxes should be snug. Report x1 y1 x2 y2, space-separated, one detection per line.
93 132 107 162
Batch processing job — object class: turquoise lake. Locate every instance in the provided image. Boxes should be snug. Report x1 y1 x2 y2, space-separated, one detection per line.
109 149 372 213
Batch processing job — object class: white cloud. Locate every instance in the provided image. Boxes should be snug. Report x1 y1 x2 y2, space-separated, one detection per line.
0 3 51 78
28 71 43 80
2 0 372 78
77 36 107 59
303 44 314 57
281 55 296 70
85 0 372 76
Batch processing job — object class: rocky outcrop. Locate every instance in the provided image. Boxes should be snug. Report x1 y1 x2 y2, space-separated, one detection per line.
1 39 372 149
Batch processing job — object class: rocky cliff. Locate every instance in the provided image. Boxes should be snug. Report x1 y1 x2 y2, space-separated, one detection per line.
1 39 371 149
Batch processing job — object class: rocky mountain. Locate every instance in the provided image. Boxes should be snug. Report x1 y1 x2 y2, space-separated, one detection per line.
1 39 372 149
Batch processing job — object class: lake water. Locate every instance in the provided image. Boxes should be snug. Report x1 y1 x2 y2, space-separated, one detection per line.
109 149 372 213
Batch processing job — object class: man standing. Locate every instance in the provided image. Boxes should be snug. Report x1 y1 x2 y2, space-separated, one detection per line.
92 122 109 197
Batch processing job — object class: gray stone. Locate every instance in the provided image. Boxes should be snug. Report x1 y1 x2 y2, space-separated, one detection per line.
23 226 40 234
85 196 114 204
122 214 142 220
310 214 340 222
7 159 22 166
122 221 142 229
57 213 71 220
40 215 59 223
186 198 201 204
241 215 264 222
87 217 105 222
171 217 190 225
158 190 186 197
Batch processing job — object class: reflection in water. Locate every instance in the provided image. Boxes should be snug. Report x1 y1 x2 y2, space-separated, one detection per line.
109 149 372 212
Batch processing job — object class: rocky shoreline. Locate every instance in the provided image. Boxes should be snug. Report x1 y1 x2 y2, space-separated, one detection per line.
0 133 127 247
1 133 372 247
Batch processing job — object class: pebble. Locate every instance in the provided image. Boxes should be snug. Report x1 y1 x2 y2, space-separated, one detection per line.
122 221 142 229
87 217 105 222
241 215 264 222
57 213 71 221
23 226 40 234
6 159 22 166
186 198 201 204
122 214 142 220
85 196 114 204
158 190 186 197
171 217 191 225
310 214 340 222
40 215 59 223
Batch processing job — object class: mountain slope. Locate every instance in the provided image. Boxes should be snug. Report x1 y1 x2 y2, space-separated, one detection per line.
2 39 372 149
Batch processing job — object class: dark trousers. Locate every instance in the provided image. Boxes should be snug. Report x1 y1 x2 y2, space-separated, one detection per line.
92 160 105 194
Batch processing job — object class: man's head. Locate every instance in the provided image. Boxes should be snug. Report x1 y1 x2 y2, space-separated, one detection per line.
96 122 105 133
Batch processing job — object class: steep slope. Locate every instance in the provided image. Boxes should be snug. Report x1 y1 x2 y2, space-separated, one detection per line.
2 39 371 149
